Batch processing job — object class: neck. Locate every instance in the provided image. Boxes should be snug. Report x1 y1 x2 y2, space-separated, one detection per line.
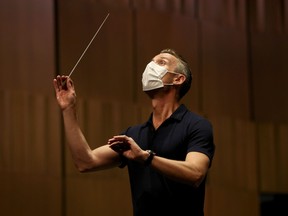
150 90 180 129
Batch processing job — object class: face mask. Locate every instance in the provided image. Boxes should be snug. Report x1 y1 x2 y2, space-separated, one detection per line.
142 61 179 91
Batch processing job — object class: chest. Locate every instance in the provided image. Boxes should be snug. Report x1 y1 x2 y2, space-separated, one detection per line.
133 122 189 160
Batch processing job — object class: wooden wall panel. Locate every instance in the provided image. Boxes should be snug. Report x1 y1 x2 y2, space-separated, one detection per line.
277 125 288 191
66 173 132 216
257 123 288 193
209 117 258 190
251 34 288 123
199 0 246 28
233 119 258 190
0 92 62 216
0 0 55 94
205 186 259 216
201 22 250 119
249 0 288 122
0 91 13 171
257 123 277 191
58 1 134 102
0 0 59 214
206 116 259 216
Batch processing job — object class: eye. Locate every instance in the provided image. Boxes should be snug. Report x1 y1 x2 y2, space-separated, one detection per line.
157 59 166 66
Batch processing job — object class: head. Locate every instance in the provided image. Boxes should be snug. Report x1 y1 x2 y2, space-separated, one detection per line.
142 49 192 100
159 49 192 99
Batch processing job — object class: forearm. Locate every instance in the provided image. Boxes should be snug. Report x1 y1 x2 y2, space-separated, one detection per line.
62 107 95 171
149 153 209 187
108 135 209 186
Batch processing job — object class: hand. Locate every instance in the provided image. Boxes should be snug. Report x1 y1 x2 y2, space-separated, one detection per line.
53 75 77 111
108 135 147 163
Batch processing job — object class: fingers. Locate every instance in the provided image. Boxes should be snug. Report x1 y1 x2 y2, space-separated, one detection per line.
108 135 134 155
59 75 68 90
108 135 132 154
108 135 132 144
109 141 131 153
53 78 59 92
53 75 71 91
67 77 74 88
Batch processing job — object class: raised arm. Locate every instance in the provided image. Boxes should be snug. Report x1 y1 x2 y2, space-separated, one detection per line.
53 75 121 172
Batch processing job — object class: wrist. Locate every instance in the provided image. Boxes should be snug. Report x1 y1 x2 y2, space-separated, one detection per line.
143 150 155 166
62 104 77 114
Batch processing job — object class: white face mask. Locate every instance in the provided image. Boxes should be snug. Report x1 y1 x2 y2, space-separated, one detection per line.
142 61 179 91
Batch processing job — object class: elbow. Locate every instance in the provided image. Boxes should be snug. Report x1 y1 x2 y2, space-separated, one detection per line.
188 171 206 188
77 165 89 173
193 172 206 188
178 170 206 187
74 162 91 173
72 156 96 173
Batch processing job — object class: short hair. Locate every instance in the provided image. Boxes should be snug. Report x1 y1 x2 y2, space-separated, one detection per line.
160 48 193 100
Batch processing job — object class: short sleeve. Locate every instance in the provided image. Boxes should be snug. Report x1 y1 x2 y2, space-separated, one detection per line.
187 119 215 165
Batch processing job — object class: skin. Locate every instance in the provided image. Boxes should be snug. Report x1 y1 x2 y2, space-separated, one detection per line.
53 52 211 187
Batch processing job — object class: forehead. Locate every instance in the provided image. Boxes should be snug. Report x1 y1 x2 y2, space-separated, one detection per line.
152 53 178 65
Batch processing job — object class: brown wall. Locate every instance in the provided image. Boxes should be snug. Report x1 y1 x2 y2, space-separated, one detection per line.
1 0 288 216
0 0 62 215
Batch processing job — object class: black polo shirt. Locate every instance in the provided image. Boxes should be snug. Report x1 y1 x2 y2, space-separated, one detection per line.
121 104 215 216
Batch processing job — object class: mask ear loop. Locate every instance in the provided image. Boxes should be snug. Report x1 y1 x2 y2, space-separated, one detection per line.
167 71 180 75
163 72 185 86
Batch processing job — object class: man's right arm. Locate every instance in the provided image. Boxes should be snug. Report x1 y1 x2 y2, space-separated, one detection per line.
53 76 121 172
62 107 121 172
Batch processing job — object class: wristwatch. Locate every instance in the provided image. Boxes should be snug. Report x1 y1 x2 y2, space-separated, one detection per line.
144 150 156 166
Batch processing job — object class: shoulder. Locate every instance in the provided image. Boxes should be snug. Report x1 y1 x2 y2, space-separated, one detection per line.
180 105 213 129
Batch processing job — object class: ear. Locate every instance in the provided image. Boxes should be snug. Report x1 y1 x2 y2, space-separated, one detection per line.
173 74 186 85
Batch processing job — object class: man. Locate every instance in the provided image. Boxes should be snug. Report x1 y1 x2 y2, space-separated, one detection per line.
53 48 215 216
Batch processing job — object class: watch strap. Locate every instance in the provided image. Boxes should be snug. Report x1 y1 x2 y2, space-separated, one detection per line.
144 150 155 166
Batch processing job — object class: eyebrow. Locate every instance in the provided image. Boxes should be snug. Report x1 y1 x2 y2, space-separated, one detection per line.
152 56 170 62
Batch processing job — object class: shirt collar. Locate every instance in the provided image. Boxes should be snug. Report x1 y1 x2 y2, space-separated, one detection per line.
144 104 188 128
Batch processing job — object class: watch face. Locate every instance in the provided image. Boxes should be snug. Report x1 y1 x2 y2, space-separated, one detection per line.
144 150 155 166
147 150 155 155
